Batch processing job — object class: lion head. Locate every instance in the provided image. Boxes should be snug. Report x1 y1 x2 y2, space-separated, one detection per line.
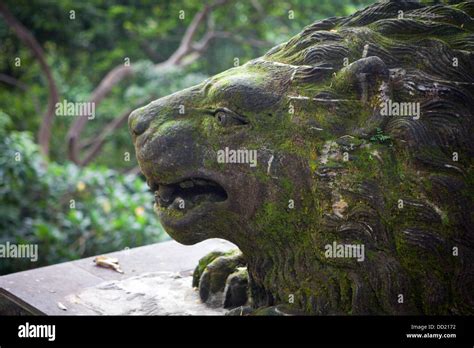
130 1 474 314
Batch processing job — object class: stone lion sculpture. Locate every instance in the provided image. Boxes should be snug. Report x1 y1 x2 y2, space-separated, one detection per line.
129 0 474 315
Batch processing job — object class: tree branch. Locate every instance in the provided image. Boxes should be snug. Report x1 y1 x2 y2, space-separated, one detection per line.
66 64 133 164
0 73 28 90
79 97 153 166
66 0 229 165
0 73 42 115
0 2 59 156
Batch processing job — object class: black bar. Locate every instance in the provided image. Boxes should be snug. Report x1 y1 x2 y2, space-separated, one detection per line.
0 315 472 346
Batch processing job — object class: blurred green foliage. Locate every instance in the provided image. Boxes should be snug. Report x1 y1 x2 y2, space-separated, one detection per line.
0 112 166 274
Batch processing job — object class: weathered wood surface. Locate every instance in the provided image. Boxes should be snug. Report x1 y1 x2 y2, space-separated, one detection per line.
0 239 235 315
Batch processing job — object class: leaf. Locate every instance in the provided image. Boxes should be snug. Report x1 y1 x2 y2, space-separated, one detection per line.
93 255 124 273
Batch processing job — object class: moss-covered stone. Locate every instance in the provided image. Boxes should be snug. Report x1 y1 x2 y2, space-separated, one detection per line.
130 1 474 315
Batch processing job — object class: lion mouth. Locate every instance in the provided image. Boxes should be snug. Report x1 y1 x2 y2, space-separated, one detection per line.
153 178 228 213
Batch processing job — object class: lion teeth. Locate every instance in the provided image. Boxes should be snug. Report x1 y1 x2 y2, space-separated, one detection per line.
158 185 175 202
179 180 194 189
193 179 217 187
192 179 207 186
170 196 186 210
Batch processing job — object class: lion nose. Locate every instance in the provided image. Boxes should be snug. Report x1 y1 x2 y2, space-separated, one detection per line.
128 108 152 136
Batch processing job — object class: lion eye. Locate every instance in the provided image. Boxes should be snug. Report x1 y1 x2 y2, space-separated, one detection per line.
215 108 248 127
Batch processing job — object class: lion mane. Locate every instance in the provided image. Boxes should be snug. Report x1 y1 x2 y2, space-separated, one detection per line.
248 0 474 314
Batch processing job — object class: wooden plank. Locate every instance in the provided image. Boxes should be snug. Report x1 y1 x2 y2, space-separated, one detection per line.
0 238 235 315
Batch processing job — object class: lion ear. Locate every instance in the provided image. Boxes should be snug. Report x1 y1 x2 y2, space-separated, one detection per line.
339 56 389 104
335 56 391 137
